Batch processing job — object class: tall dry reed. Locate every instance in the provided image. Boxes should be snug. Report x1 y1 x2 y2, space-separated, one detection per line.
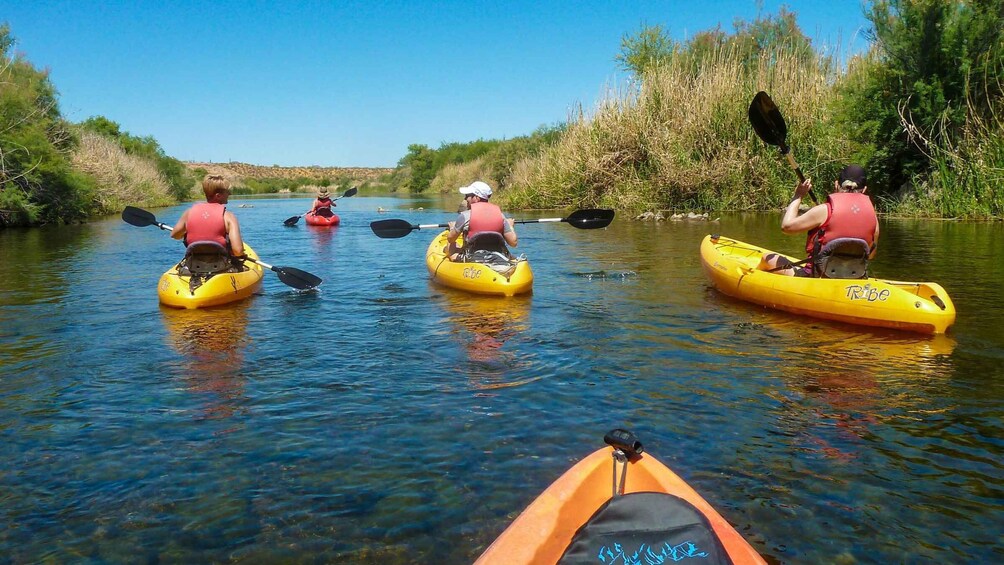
71 130 174 212
503 44 847 212
429 158 494 195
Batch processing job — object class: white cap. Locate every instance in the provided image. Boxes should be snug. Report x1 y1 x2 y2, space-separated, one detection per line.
459 180 492 199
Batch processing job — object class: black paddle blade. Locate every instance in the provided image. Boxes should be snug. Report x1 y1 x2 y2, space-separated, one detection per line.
565 209 615 229
341 186 358 198
748 91 789 150
273 266 322 289
122 206 157 227
370 219 417 238
283 215 301 227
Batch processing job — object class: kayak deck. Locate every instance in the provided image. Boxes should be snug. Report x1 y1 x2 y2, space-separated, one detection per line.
158 243 264 309
700 234 956 334
476 435 765 564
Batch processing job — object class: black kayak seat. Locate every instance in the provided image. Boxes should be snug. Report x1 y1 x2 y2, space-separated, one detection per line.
183 241 232 275
558 492 735 565
814 237 870 279
464 232 510 256
313 208 335 218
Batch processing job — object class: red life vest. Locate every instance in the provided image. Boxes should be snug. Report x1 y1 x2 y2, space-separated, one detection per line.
805 192 877 256
468 201 505 237
184 202 229 249
315 197 333 211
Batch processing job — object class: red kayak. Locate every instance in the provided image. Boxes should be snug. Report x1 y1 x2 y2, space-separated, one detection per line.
305 211 340 226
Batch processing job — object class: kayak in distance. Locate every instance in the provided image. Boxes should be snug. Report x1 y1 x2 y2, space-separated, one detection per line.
425 230 533 297
475 429 765 565
304 210 340 226
700 234 956 334
158 242 264 309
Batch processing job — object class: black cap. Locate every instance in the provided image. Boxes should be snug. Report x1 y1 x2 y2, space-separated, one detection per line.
839 164 867 189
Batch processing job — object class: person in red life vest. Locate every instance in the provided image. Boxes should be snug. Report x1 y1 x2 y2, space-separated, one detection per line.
170 174 245 257
446 180 518 261
759 164 879 277
307 186 336 217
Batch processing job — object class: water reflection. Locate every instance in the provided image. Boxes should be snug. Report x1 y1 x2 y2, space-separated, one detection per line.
160 305 250 420
768 328 956 461
440 292 534 390
307 223 337 257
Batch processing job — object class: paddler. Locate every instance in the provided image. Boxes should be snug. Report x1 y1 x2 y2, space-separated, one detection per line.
445 180 518 261
307 186 336 217
171 174 245 257
759 164 879 277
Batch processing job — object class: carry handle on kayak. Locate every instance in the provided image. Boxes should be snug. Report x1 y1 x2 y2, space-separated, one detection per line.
605 429 644 497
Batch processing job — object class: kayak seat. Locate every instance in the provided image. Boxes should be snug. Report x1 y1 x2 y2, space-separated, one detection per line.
180 241 235 276
558 492 734 565
314 208 335 218
462 232 517 275
463 232 511 259
814 237 870 279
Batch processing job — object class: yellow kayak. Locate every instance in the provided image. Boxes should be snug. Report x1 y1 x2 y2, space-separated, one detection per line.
700 235 955 334
425 231 533 296
158 243 264 309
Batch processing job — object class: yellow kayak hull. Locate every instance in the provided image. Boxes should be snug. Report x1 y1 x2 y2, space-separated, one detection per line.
425 231 533 296
158 244 264 309
700 235 956 334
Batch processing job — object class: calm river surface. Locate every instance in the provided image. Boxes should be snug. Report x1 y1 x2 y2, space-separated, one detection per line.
1 195 1001 563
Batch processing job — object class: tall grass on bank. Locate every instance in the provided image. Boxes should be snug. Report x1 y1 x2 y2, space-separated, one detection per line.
890 107 1004 218
429 158 494 195
71 130 174 212
502 44 850 212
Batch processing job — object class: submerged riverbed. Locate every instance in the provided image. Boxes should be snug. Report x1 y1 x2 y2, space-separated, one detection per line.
1 195 1001 563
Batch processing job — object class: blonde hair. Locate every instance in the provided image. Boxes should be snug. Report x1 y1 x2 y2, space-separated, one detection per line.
202 174 231 199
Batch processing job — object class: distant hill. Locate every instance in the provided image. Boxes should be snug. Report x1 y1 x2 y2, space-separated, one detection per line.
185 161 393 183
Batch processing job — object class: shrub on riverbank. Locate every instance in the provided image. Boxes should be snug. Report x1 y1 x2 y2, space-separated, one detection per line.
71 129 175 212
502 26 847 211
400 4 1003 219
391 125 565 195
0 25 96 227
833 0 1004 218
79 116 196 202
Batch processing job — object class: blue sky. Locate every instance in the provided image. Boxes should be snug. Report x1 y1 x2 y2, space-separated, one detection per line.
3 1 871 168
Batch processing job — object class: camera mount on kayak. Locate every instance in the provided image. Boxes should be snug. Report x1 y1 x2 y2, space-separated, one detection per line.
605 429 644 497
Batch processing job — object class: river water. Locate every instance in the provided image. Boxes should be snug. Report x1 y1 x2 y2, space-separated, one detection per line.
1 195 1001 563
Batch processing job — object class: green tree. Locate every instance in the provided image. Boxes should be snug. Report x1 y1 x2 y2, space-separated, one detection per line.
616 10 819 79
0 24 95 226
398 143 436 193
838 0 1004 194
616 24 675 76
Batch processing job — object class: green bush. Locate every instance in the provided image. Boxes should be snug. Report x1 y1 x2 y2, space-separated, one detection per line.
0 24 96 226
835 0 1004 215
79 116 195 201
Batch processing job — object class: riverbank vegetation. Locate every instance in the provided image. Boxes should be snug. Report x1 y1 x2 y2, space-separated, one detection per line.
395 2 1003 218
0 25 195 227
3 2 1001 226
0 22 389 227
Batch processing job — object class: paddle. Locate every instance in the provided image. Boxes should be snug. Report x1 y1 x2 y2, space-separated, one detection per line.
121 206 322 289
748 91 818 204
284 186 358 226
370 208 616 239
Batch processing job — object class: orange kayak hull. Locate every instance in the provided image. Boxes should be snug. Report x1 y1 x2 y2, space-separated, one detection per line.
476 446 765 565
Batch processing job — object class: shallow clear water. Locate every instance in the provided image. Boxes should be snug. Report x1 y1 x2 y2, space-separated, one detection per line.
1 196 1001 563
